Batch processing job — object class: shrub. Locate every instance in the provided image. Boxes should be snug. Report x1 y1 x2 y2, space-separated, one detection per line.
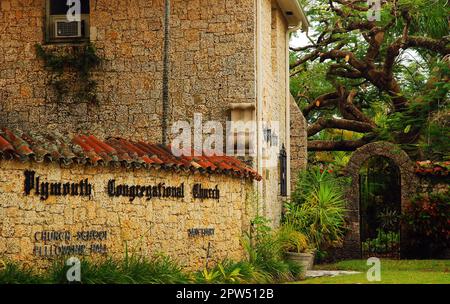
276 224 310 253
0 260 48 284
239 216 303 283
194 260 257 284
49 254 190 284
287 167 348 251
194 267 222 284
362 229 400 254
403 190 450 258
0 254 191 285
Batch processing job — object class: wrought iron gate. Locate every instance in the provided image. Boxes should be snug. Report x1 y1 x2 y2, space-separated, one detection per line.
360 156 401 258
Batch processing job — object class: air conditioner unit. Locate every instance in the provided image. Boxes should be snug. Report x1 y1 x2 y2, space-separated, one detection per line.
54 18 81 38
48 15 89 41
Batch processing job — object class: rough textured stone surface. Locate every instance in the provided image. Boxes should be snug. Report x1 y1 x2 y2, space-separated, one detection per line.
168 0 256 133
417 176 448 194
338 141 418 259
0 0 163 139
0 0 300 228
257 0 289 227
0 160 254 270
0 0 259 141
290 95 307 191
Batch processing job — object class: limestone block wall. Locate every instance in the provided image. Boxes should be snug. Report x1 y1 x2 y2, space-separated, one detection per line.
168 0 256 139
289 95 307 191
0 0 165 140
0 0 257 142
258 0 288 227
0 0 298 231
0 160 253 270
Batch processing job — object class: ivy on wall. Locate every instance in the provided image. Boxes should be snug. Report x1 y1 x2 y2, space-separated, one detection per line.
35 43 102 104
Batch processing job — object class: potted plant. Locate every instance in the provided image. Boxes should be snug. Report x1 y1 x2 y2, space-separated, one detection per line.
277 224 315 274
284 167 348 264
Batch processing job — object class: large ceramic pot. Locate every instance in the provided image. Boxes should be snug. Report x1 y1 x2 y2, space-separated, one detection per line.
285 251 315 271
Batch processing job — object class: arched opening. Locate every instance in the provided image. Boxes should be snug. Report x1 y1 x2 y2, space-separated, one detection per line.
339 142 417 259
359 156 401 258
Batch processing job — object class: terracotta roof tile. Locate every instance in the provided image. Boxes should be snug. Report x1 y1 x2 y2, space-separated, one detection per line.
0 128 261 181
415 161 449 177
1 128 34 158
0 135 15 154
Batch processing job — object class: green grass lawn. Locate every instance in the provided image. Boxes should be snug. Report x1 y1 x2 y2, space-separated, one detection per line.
296 260 450 284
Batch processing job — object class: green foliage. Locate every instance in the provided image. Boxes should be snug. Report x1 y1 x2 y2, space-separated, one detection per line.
49 254 190 284
0 254 190 285
241 232 285 282
309 149 353 172
239 216 304 283
362 229 400 254
6 256 449 285
231 260 270 283
394 0 449 38
330 151 351 169
0 261 49 284
378 62 450 159
277 224 310 254
403 189 450 258
215 262 244 284
301 0 449 40
194 221 304 284
288 167 348 250
194 260 272 284
297 259 450 284
292 0 449 160
290 61 334 110
315 258 450 272
35 43 102 104
195 267 222 284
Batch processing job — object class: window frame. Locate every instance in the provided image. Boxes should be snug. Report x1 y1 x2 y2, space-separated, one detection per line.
45 0 91 44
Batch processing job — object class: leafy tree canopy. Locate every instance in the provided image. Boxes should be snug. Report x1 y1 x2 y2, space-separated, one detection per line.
291 0 449 161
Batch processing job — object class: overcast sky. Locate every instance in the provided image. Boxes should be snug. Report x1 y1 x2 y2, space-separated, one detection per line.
290 30 310 48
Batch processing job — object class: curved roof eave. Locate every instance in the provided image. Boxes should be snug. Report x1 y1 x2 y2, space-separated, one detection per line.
276 0 309 32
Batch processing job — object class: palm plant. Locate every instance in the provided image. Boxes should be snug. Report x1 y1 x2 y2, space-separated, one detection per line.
302 182 347 249
287 167 348 250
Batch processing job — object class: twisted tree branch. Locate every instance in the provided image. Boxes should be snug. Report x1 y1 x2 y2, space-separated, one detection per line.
307 118 375 137
308 137 371 151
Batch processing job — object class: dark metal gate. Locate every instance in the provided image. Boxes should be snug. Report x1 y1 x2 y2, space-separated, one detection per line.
360 156 401 259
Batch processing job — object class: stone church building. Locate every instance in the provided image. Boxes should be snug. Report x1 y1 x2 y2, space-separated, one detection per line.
0 0 308 268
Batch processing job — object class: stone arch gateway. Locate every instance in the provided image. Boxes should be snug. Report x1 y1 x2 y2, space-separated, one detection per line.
341 141 418 259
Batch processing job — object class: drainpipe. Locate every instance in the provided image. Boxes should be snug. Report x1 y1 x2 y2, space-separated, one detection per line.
162 0 171 145
285 22 306 196
256 0 264 210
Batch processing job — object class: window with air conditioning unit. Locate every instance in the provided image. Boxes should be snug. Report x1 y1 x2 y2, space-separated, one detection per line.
46 0 90 43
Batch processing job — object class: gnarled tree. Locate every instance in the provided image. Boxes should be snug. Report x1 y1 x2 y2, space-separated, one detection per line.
291 0 449 157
